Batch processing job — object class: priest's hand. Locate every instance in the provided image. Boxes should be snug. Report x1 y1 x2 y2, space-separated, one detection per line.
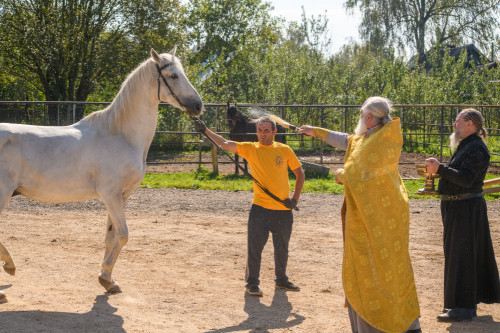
425 158 440 174
298 125 314 137
335 168 344 185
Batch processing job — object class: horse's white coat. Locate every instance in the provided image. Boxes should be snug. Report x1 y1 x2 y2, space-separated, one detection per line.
0 48 203 299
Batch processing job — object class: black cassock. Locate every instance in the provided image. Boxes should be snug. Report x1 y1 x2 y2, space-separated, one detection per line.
437 133 500 309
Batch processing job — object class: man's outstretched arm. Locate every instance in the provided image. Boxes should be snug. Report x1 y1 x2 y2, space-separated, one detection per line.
193 119 238 154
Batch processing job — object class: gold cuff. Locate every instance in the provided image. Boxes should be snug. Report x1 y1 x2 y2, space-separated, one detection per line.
312 127 330 141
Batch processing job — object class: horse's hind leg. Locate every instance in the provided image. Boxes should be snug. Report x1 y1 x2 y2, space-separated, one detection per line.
0 188 15 303
0 242 15 276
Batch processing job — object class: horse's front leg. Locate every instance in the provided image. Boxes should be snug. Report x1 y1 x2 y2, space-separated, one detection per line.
0 241 16 276
0 241 14 304
234 154 239 174
98 194 128 293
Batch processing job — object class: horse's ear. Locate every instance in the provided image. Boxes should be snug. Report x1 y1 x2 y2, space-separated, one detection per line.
151 48 161 64
168 46 177 56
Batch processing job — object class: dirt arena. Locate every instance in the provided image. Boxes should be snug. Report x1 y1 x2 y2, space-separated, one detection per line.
1 184 499 332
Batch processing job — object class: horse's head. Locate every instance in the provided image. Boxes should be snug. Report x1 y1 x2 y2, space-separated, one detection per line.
226 103 239 129
151 48 204 117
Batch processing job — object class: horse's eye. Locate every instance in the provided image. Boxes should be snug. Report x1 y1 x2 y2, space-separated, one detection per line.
171 74 178 79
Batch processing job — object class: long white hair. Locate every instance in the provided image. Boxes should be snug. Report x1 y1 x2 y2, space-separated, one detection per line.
361 96 393 125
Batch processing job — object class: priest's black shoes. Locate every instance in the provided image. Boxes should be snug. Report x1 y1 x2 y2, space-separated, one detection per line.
437 308 473 322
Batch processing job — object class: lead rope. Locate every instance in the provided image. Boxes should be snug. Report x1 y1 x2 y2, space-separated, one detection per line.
190 116 299 211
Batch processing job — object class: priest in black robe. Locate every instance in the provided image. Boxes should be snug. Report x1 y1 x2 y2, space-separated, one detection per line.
426 108 500 322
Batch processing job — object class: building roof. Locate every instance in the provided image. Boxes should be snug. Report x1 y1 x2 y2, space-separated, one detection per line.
409 44 497 70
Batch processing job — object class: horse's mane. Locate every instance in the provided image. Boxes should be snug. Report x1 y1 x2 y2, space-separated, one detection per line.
79 58 155 133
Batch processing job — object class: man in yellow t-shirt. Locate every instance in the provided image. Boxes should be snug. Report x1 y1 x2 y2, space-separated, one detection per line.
194 116 305 297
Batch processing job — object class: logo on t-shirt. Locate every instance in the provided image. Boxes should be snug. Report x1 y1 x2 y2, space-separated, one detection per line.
275 155 285 167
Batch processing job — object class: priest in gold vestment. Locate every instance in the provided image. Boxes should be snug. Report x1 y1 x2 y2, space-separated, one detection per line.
300 97 421 333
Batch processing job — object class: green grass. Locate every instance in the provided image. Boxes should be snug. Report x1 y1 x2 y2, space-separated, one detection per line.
141 167 499 201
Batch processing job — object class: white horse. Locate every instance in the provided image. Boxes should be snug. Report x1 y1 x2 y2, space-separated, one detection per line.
0 47 203 302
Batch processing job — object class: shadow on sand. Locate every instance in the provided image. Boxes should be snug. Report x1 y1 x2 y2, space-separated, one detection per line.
206 289 305 333
446 315 500 333
0 294 125 332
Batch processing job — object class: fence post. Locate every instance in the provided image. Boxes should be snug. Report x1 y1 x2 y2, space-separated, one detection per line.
215 106 219 132
440 106 444 161
341 107 345 132
423 107 426 148
73 104 76 123
198 136 202 169
320 106 325 164
210 127 218 175
400 107 405 146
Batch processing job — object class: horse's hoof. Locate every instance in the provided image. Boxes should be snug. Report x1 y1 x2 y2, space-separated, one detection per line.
98 275 122 294
106 284 122 294
3 263 16 276
0 291 7 304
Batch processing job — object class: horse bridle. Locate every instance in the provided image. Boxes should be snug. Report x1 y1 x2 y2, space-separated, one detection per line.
155 62 185 110
227 116 238 128
226 105 240 128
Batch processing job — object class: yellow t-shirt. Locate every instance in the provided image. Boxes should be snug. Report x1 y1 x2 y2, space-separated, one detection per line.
236 141 302 210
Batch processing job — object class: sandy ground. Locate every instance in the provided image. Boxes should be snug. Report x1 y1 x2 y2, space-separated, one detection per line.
1 186 499 333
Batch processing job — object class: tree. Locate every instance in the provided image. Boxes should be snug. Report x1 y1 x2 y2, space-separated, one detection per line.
345 0 500 57
185 0 279 70
0 0 185 121
184 0 280 102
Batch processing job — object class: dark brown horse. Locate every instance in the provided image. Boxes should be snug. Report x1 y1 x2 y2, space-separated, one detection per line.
226 103 286 174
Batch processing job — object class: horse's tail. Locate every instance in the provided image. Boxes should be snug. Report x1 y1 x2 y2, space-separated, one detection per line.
0 242 16 276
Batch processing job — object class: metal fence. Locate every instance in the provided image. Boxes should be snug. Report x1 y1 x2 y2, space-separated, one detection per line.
0 101 499 166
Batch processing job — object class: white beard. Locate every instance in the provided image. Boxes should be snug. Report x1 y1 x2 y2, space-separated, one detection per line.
449 131 461 149
354 117 368 136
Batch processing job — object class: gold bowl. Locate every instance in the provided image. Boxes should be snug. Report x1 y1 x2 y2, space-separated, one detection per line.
416 163 440 195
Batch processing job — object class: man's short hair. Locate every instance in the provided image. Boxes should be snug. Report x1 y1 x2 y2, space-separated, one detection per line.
361 96 393 125
256 116 276 131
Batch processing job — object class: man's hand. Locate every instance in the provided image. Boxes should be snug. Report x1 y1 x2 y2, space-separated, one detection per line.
193 118 207 133
283 198 297 209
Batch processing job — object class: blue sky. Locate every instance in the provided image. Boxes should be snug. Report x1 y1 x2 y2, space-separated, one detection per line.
266 0 361 53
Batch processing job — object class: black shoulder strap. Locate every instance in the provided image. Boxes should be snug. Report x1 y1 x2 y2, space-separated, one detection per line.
190 117 298 211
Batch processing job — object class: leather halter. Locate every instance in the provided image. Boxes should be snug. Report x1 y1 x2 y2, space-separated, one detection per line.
226 108 240 128
227 116 238 128
155 62 184 109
